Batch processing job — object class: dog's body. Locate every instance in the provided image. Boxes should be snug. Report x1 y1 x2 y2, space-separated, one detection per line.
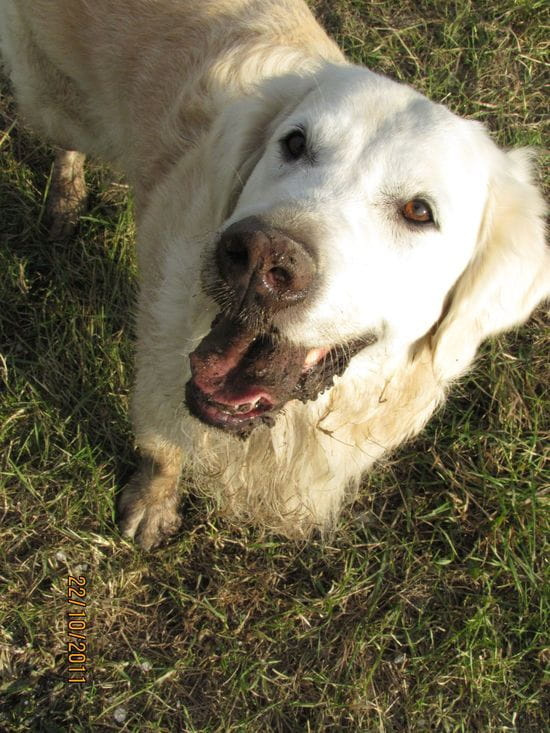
1 0 548 548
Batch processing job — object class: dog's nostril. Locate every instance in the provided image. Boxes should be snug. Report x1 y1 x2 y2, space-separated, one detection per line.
225 241 248 265
267 266 292 288
216 221 315 312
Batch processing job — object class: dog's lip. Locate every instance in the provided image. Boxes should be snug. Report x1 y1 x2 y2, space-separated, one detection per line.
192 381 275 411
191 347 329 398
185 380 277 435
186 347 326 433
185 314 377 435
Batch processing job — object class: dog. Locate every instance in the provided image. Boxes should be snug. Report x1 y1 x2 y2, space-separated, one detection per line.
1 0 548 549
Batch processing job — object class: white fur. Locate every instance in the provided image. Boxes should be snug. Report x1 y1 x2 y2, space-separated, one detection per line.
1 0 548 536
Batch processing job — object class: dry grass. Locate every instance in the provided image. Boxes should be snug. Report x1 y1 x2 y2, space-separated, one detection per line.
0 1 548 730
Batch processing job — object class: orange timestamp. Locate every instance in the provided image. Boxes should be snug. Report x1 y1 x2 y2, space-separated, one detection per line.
67 575 88 683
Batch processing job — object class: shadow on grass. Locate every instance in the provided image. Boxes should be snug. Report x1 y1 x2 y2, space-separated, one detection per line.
0 119 138 503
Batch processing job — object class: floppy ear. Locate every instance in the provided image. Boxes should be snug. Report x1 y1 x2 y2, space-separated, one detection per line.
206 73 315 223
432 148 549 382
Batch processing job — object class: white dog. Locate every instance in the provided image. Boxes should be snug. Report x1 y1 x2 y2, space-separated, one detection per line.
1 0 548 548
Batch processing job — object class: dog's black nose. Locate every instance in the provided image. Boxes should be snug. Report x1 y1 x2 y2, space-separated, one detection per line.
216 217 316 313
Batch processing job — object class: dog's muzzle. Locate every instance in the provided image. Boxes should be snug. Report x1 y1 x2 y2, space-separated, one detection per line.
186 216 375 437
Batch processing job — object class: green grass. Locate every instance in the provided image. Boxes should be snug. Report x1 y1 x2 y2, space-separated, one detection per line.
0 1 548 730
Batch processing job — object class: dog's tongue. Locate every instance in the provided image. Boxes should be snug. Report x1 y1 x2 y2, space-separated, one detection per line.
189 316 308 406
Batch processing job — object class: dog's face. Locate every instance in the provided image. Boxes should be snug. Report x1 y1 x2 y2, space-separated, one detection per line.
185 65 547 436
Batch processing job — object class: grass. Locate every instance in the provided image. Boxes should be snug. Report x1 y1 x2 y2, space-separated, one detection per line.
0 0 548 730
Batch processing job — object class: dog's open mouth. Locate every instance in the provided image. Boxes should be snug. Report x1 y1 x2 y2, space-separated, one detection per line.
185 315 376 437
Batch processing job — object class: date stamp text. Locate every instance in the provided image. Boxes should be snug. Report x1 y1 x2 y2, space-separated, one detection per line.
67 575 88 683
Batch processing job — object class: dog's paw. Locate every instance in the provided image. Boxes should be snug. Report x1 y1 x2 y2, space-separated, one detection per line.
117 480 182 551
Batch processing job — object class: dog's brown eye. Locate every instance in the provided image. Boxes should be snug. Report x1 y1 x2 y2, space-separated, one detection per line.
283 130 306 160
402 199 433 223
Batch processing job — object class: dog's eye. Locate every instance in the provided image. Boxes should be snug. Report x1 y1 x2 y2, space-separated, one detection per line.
402 199 433 224
402 199 433 223
282 130 307 161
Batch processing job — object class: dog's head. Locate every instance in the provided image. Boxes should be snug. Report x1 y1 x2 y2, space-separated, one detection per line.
186 64 548 436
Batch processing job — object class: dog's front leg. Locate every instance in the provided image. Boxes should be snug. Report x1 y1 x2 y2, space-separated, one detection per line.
117 448 183 550
47 149 88 240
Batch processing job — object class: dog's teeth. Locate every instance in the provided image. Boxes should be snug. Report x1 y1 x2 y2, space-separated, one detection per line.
304 347 329 368
216 401 253 415
236 402 253 413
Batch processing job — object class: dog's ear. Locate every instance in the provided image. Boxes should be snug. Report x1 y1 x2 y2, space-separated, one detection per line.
206 74 315 222
432 148 549 381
